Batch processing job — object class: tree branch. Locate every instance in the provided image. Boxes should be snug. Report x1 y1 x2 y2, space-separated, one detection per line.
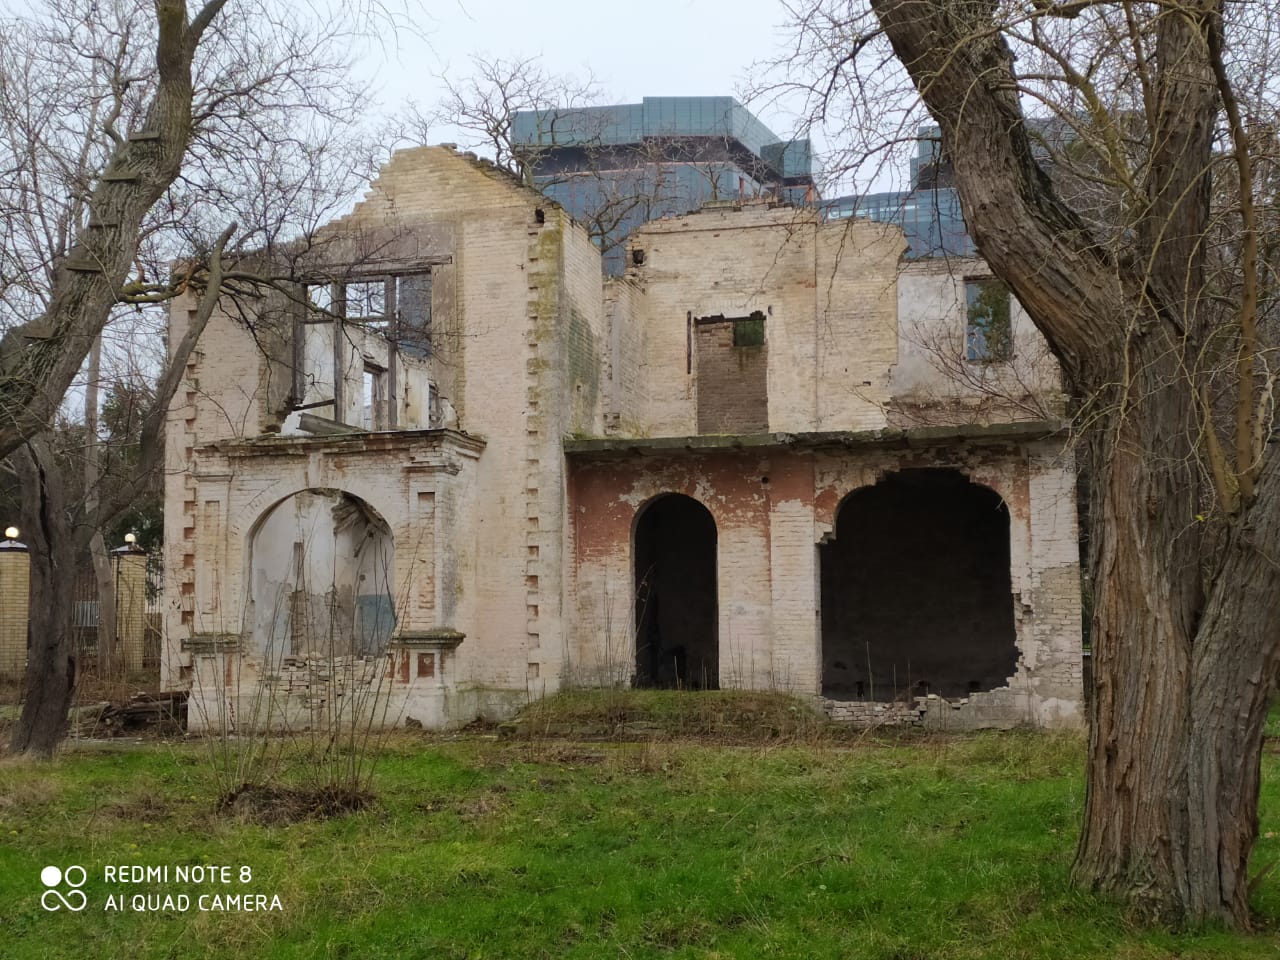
1207 5 1261 507
81 221 235 537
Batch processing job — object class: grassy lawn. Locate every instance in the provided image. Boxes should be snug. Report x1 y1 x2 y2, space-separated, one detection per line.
2 695 1280 958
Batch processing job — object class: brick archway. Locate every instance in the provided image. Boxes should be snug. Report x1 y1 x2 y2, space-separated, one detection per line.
820 468 1017 700
633 493 718 690
246 489 396 662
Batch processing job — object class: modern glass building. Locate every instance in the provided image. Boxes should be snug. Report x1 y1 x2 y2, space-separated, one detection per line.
514 104 979 270
512 97 816 274
820 187 975 259
820 128 976 259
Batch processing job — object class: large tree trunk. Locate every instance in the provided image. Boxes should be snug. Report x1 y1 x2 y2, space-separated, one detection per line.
867 0 1280 927
1182 452 1280 923
9 440 78 758
1076 427 1280 926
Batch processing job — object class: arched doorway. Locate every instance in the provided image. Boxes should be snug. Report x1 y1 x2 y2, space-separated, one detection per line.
247 489 395 664
633 494 718 689
820 469 1017 700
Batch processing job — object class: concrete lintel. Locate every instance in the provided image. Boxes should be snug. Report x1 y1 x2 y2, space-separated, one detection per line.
296 413 361 436
182 633 242 654
392 628 465 649
564 420 1064 459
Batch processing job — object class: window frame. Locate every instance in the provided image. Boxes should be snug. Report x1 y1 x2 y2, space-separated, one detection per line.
963 276 1013 363
295 269 434 430
731 310 767 348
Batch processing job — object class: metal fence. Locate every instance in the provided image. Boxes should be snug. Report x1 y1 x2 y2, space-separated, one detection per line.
69 554 163 675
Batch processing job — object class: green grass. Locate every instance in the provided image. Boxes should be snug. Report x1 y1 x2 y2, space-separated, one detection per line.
511 688 845 740
3 725 1280 958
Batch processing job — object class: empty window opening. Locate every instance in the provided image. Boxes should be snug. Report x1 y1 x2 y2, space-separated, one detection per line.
299 273 433 427
694 311 768 433
965 278 1012 361
362 364 387 431
820 469 1017 700
300 272 432 380
396 273 432 360
634 494 718 690
345 280 389 332
305 283 334 318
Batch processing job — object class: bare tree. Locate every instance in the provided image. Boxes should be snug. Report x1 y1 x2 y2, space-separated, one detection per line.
410 53 601 184
413 55 744 265
0 0 398 757
776 0 1280 928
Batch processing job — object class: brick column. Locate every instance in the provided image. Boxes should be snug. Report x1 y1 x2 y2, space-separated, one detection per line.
113 541 148 674
0 528 30 680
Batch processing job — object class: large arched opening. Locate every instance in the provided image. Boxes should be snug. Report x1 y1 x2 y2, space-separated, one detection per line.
820 469 1017 700
246 488 396 664
633 494 718 689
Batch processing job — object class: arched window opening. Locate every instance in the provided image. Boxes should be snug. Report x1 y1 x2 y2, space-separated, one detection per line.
247 489 395 664
633 494 718 689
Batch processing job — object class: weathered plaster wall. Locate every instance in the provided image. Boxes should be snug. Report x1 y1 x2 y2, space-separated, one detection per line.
600 278 649 435
568 449 784 690
175 431 483 731
609 206 903 438
892 258 1063 424
615 205 814 436
163 298 271 690
561 213 607 437
812 221 903 431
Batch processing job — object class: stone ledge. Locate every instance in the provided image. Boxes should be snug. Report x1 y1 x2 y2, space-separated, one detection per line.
182 633 242 654
565 420 1065 458
391 628 465 649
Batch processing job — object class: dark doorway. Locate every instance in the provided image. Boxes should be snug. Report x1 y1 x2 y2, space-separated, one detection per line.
634 494 718 689
821 469 1017 700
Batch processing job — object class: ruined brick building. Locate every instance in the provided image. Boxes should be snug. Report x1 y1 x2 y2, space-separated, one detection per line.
163 145 1084 731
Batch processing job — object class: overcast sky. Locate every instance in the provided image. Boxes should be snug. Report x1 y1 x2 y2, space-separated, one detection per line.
357 0 814 150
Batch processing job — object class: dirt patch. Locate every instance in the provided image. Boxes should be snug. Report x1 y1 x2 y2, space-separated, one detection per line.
457 716 500 733
456 793 509 821
504 743 608 766
97 792 172 824
217 783 372 824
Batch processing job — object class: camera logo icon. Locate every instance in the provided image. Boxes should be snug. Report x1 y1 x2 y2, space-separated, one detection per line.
40 865 87 912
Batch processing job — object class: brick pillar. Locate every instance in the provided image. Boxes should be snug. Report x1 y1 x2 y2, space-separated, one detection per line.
0 529 30 680
113 542 148 674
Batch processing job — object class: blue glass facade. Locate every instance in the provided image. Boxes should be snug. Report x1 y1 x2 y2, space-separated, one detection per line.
821 187 974 259
822 127 976 259
512 97 815 274
514 105 975 270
